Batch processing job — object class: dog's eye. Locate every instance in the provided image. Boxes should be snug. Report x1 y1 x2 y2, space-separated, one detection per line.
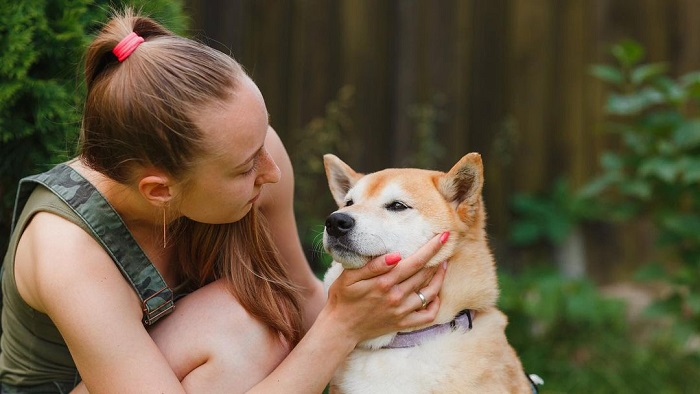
386 201 410 211
345 199 354 207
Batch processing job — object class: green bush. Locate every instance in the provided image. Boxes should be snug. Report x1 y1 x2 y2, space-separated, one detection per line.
0 1 189 253
583 39 700 344
501 267 700 393
509 178 601 248
504 39 700 393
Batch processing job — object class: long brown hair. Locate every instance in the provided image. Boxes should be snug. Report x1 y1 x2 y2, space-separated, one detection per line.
174 210 303 346
80 8 303 346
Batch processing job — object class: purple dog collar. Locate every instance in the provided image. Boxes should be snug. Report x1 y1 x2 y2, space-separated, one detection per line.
383 309 475 349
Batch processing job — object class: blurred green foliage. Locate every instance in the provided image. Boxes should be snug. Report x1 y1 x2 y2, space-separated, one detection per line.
509 178 601 247
583 39 700 344
506 39 700 392
500 267 700 394
0 0 188 253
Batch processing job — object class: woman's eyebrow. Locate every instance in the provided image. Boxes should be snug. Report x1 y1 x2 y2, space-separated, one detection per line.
235 145 264 169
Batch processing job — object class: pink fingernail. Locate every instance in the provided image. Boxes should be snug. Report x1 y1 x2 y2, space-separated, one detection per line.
439 231 450 244
385 253 402 265
442 261 447 270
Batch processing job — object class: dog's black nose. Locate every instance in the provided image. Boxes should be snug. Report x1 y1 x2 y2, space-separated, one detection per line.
325 212 355 238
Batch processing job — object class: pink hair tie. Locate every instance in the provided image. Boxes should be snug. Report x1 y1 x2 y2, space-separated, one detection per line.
113 32 145 62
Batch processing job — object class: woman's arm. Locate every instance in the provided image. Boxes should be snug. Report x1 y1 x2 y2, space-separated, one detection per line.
16 213 187 394
147 232 446 394
258 127 326 330
248 233 448 393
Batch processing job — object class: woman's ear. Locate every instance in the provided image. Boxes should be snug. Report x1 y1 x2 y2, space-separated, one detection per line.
138 174 174 206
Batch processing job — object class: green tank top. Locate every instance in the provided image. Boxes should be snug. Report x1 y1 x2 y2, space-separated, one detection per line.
0 164 175 389
0 187 83 387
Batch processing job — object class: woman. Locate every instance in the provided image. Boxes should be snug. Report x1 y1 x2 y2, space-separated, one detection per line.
0 8 447 393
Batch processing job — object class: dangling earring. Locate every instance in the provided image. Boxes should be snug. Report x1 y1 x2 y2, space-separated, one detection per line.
162 206 168 249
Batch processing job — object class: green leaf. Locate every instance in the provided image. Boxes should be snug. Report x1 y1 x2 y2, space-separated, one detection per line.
682 159 700 183
509 221 543 246
657 140 677 156
590 64 624 85
606 88 665 116
687 294 700 314
622 132 650 155
600 152 624 170
545 218 572 245
611 39 644 68
679 71 700 87
639 109 684 133
655 77 686 105
673 120 700 149
578 172 620 198
630 62 668 86
634 262 666 281
620 179 653 199
661 214 700 238
644 295 682 318
638 157 680 183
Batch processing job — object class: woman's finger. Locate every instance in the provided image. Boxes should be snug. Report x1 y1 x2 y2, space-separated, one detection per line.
413 261 447 309
340 231 448 286
393 265 438 300
395 260 446 314
339 252 402 285
398 294 442 329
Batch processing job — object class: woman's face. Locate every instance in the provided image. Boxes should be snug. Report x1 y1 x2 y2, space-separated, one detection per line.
176 76 281 224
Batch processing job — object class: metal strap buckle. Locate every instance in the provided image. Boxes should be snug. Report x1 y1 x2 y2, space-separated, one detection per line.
142 286 175 325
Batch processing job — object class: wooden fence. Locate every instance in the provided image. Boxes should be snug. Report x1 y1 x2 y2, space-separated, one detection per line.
183 0 700 280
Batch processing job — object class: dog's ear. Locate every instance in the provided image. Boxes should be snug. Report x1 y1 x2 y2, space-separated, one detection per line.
324 154 363 207
439 153 484 220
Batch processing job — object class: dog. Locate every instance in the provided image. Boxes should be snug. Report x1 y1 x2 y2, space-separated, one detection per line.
322 153 540 394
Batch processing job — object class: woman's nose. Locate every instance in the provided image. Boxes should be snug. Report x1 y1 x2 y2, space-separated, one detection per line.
256 149 281 185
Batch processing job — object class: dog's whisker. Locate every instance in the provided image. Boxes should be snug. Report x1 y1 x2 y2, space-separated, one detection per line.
309 226 327 259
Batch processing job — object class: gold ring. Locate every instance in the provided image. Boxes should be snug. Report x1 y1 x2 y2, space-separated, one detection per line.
416 291 428 309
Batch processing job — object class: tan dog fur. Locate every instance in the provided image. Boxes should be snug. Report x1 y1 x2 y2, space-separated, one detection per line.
322 153 532 394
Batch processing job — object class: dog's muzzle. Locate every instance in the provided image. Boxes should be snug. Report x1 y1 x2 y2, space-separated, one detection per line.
324 212 370 268
325 212 355 238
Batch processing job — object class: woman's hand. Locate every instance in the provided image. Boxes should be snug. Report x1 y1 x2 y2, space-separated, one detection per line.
323 232 449 344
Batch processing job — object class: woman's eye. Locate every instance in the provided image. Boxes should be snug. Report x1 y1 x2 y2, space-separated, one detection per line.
345 199 354 207
386 201 410 211
240 152 261 176
241 164 256 176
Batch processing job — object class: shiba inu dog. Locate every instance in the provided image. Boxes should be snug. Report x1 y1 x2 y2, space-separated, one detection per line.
322 153 540 394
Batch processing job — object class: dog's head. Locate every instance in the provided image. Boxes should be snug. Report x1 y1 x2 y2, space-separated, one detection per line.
322 153 487 269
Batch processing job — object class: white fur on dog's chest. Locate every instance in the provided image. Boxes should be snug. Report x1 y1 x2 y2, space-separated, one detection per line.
333 329 478 394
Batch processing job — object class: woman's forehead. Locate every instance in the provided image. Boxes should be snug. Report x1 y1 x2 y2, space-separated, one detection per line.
195 79 268 165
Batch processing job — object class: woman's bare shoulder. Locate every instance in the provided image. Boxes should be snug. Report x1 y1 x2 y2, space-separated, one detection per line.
14 211 134 313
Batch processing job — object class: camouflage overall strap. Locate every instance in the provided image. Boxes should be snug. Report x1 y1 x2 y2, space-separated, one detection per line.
12 164 174 325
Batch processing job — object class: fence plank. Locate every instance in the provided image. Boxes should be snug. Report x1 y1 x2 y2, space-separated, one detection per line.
185 0 700 279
